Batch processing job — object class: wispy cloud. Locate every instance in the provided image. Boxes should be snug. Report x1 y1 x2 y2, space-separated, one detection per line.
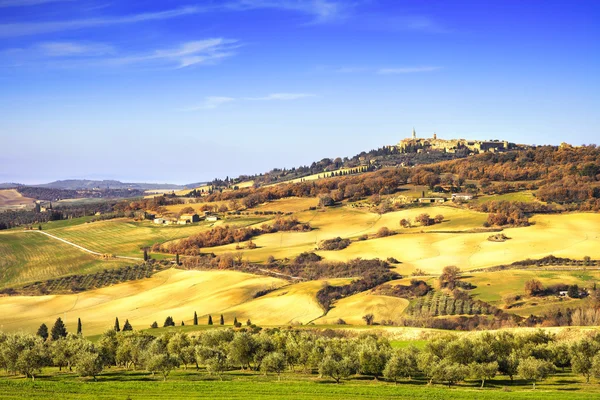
2 38 238 69
183 96 236 111
319 65 443 75
357 14 449 34
377 66 442 74
225 0 350 23
108 39 239 69
0 0 72 7
182 92 315 111
36 41 114 57
0 6 201 37
245 92 315 100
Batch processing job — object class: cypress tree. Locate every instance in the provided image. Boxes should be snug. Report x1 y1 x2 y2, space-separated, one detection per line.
150 321 158 328
77 318 82 335
193 312 198 325
220 314 224 325
176 253 180 265
36 323 49 340
143 248 149 262
208 315 213 325
181 321 185 326
114 317 120 332
122 319 133 331
234 317 238 326
51 317 68 340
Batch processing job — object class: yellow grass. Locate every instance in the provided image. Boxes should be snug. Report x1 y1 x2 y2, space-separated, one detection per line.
205 209 600 277
0 189 34 211
253 197 319 213
317 291 409 325
0 269 287 335
223 279 350 325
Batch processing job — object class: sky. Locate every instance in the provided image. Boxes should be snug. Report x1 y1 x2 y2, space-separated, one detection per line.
0 0 599 185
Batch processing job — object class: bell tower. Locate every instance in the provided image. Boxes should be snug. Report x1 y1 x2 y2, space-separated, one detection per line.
412 127 416 139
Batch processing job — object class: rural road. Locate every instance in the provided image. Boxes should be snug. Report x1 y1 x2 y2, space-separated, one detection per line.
24 230 143 261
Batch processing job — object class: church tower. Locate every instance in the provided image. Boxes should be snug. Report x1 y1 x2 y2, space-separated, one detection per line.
433 132 437 140
412 127 416 139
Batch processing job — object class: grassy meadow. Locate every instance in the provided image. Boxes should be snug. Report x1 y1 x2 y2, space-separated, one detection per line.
0 231 130 288
0 368 600 400
0 269 287 335
1 368 600 400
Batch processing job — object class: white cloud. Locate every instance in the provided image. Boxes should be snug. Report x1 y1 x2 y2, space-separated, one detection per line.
37 41 114 57
0 6 201 37
226 0 349 23
245 92 315 100
1 38 238 69
377 66 442 74
108 39 239 69
0 0 72 7
183 96 236 111
182 92 315 111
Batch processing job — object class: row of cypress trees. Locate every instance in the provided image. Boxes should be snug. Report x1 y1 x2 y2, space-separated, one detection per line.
36 313 252 341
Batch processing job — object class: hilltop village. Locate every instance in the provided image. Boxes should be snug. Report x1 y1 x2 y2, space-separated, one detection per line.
392 128 528 154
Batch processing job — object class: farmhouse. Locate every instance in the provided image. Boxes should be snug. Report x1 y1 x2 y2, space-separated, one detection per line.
418 197 446 204
206 215 219 222
452 193 474 201
178 213 200 224
153 218 164 224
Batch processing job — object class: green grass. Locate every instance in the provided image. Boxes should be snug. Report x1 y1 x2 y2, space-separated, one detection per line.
470 191 538 205
44 217 271 258
464 269 600 316
0 231 129 288
0 369 598 399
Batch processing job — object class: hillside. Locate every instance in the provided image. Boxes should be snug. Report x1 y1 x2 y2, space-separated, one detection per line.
1 143 600 336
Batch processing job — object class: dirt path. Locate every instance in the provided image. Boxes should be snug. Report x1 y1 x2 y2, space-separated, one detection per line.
23 230 143 261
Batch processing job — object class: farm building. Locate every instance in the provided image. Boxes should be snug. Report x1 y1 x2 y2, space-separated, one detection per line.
153 218 164 224
452 193 474 201
206 215 219 222
178 213 200 224
418 197 446 204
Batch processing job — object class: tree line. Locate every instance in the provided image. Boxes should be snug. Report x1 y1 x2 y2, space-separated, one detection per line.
4 322 600 389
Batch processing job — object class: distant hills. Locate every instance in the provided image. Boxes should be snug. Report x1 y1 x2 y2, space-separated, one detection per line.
0 180 205 191
0 183 21 189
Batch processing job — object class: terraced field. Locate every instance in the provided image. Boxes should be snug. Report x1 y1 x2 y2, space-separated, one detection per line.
0 231 129 288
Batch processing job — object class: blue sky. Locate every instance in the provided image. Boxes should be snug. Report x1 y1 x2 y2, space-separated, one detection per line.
1 0 598 184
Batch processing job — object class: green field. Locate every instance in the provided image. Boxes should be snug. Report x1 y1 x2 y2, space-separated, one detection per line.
0 231 129 288
0 369 598 399
42 216 269 258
